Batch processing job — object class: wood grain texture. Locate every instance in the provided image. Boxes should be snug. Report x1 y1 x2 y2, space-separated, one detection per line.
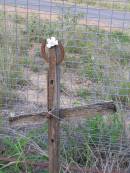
60 101 116 119
9 112 47 127
9 101 116 127
47 46 60 173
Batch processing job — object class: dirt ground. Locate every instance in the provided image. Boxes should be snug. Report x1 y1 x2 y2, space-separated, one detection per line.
0 5 120 32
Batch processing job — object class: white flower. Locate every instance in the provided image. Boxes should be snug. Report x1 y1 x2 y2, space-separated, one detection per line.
46 37 58 48
10 112 15 117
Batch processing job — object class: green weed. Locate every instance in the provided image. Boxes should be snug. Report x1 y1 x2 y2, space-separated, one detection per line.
111 31 130 43
76 88 91 99
64 0 130 11
0 126 48 173
111 81 130 104
61 113 123 167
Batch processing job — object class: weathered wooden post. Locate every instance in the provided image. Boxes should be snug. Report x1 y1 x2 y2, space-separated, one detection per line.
41 39 64 173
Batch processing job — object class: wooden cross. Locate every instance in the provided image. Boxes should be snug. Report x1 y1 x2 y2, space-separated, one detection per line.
9 40 116 173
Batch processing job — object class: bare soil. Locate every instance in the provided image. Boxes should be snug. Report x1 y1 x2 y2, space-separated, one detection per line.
0 5 120 32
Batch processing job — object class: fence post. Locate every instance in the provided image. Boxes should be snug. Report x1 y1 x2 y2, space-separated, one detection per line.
41 40 64 173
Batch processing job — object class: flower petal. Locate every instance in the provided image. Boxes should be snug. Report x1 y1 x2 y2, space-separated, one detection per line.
46 43 51 48
47 38 51 43
51 37 56 41
46 37 58 48
55 40 58 45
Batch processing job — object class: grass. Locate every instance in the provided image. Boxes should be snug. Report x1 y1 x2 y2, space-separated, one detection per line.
111 81 130 104
76 88 91 99
0 13 42 108
1 8 130 107
0 48 22 107
111 31 130 43
0 136 48 172
0 113 126 172
58 0 130 11
0 126 48 173
61 113 125 171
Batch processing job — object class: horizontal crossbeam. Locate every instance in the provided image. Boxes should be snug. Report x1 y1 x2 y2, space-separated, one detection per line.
9 101 116 127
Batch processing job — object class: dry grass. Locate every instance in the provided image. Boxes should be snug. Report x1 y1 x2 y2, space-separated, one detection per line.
54 0 130 11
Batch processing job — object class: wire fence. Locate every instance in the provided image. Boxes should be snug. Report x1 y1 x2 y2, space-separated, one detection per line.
0 0 130 172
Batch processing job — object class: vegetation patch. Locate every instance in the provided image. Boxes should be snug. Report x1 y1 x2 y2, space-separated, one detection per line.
61 0 130 11
61 113 125 171
0 113 126 172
